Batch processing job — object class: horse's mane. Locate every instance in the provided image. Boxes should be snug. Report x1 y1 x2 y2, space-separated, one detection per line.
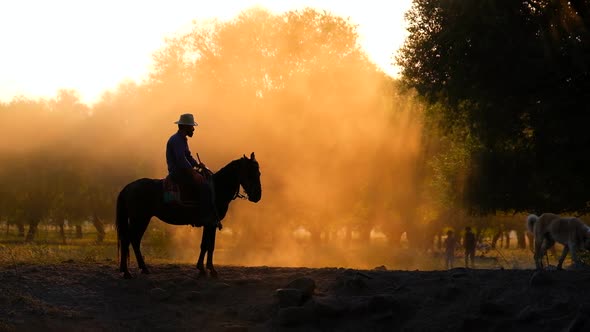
214 158 242 177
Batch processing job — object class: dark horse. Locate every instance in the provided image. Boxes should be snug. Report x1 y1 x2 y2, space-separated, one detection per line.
116 153 261 279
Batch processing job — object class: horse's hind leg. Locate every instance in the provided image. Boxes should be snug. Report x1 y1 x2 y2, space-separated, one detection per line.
119 239 132 279
197 226 217 277
130 217 151 274
196 228 208 277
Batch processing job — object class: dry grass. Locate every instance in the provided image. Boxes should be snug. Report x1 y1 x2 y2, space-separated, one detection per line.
2 224 586 271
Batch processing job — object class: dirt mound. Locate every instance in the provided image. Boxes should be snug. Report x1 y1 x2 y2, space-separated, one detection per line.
1 263 590 331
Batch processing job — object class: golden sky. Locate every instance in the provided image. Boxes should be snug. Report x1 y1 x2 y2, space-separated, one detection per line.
0 0 412 105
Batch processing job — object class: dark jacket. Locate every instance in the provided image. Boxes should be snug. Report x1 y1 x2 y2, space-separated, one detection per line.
166 131 198 176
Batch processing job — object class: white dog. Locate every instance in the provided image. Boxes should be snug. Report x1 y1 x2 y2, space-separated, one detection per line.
527 213 590 270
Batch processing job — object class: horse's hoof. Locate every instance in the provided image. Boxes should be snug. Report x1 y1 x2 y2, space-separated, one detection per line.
197 270 207 278
209 270 218 279
141 268 151 274
123 272 133 279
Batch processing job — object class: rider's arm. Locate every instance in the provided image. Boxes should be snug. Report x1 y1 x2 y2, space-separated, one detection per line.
170 136 194 169
185 148 199 168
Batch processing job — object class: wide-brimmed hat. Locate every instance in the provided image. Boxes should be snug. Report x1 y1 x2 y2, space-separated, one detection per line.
174 113 198 126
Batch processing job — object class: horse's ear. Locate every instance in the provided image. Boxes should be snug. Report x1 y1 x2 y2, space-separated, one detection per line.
243 154 247 159
250 152 256 161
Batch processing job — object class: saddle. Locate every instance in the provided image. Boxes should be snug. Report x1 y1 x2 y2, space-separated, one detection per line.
163 175 198 206
162 170 221 229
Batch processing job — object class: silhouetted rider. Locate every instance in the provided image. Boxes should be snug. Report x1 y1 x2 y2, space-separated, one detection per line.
166 113 207 201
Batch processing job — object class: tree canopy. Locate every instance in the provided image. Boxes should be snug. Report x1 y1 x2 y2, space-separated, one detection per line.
1 8 429 246
398 0 590 214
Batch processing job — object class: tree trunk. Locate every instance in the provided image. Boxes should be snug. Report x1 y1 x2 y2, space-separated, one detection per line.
59 223 66 244
92 214 106 243
516 230 526 249
504 232 510 249
75 225 83 239
5 221 9 235
18 224 25 237
25 221 39 242
491 231 501 249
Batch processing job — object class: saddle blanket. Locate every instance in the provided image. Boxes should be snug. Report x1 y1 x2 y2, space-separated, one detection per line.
163 176 195 205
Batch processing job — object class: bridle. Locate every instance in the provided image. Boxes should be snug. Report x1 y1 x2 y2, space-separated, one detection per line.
232 160 250 201
233 185 248 200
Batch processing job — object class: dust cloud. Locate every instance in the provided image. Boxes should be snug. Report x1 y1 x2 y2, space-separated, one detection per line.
0 8 433 270
154 56 428 269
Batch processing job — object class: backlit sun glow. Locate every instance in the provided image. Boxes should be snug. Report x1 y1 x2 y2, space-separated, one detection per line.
0 0 412 105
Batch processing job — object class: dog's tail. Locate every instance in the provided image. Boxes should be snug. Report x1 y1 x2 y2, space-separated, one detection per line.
526 214 538 233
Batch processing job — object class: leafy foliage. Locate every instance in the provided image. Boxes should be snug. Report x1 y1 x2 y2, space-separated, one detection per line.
398 0 590 214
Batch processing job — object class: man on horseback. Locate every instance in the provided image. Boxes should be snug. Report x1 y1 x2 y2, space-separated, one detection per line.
167 113 205 188
166 113 215 225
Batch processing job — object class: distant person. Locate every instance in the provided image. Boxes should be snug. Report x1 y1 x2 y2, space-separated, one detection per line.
463 226 476 268
444 230 457 269
166 113 209 204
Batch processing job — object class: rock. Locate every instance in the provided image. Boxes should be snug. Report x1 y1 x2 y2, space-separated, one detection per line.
285 277 316 299
307 296 348 316
277 306 314 326
275 288 304 308
345 276 367 291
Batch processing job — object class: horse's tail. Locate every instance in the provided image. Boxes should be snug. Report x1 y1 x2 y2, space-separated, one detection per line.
526 214 538 234
115 188 129 267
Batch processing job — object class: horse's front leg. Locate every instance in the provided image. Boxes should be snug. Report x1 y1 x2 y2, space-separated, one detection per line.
196 226 212 277
206 226 218 278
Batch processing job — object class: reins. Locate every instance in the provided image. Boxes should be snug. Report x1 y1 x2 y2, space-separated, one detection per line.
231 159 249 201
232 185 247 200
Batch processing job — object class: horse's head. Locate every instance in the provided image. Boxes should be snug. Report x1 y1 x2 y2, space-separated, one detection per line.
237 152 262 202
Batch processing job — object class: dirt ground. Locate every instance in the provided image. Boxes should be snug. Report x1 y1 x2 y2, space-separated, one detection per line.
1 261 590 332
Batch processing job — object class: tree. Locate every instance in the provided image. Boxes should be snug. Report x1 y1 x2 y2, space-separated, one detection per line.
144 8 432 248
398 0 590 214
